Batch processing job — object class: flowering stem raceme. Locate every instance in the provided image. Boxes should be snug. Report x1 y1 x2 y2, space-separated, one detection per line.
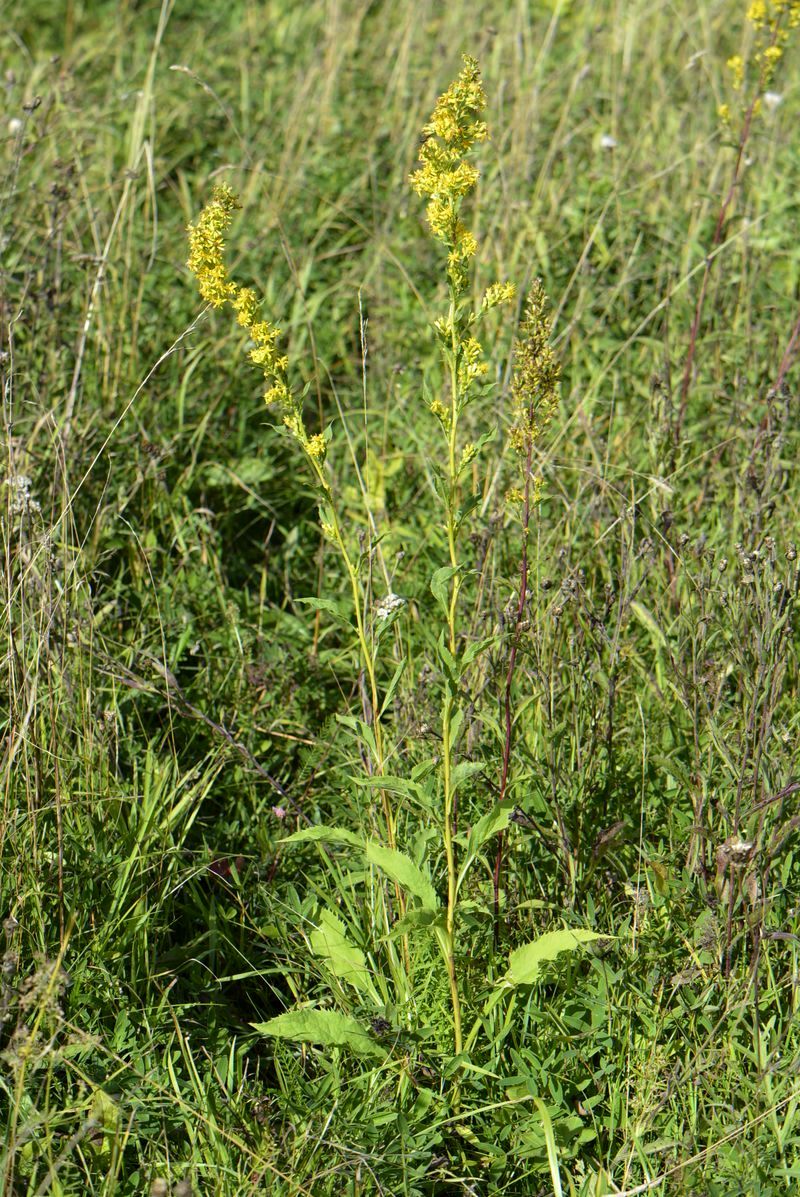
494 284 561 943
411 56 516 1058
186 185 395 848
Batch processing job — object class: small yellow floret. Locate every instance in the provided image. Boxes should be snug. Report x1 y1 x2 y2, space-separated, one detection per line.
482 282 516 311
727 54 745 89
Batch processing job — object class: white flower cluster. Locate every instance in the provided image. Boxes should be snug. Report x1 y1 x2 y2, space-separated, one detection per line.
375 592 406 622
5 475 40 515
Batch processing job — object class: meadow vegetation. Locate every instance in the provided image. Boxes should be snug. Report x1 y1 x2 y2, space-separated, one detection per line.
2 1 800 1193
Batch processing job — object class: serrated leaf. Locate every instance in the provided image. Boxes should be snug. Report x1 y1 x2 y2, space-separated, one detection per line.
281 825 361 848
503 929 607 987
309 910 375 998
253 1009 384 1057
365 841 438 910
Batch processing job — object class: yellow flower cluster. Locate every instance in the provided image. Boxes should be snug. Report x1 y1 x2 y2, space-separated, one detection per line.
482 281 516 312
457 335 488 390
186 183 239 308
727 54 745 90
725 0 800 97
410 55 488 295
187 185 325 467
509 281 561 469
747 0 800 27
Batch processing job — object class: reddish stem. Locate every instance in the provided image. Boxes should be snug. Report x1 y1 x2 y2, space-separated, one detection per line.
493 430 534 944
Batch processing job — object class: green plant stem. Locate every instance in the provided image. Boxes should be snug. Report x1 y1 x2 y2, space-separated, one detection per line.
308 460 395 850
440 309 464 1059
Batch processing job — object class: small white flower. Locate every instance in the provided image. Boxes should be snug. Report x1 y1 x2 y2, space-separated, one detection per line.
5 474 40 514
763 91 783 111
600 133 617 150
8 118 22 138
375 592 406 622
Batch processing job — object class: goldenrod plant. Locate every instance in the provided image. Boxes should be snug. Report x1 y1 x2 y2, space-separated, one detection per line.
186 56 596 1072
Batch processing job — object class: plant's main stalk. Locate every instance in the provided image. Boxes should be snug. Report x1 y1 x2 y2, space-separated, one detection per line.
411 56 516 1058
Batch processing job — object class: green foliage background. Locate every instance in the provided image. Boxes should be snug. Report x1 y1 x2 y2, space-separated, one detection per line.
1 0 799 1193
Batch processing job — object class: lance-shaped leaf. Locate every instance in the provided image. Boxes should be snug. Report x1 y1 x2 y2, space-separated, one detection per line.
253 1009 384 1058
281 825 361 848
502 929 607 988
457 799 515 892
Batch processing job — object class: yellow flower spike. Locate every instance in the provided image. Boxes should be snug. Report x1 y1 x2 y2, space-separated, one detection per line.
186 183 240 308
233 287 260 328
410 55 487 293
187 184 320 457
305 434 327 461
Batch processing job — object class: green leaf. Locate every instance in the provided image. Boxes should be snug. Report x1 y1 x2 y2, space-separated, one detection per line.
533 1097 564 1197
451 760 482 795
466 799 515 858
281 825 361 848
449 706 465 747
431 565 459 617
462 635 495 666
309 910 376 998
378 659 407 718
502 929 607 987
629 600 668 650
352 775 425 805
295 597 353 629
436 633 459 683
365 841 438 910
253 1009 384 1058
389 908 446 938
88 1088 120 1159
